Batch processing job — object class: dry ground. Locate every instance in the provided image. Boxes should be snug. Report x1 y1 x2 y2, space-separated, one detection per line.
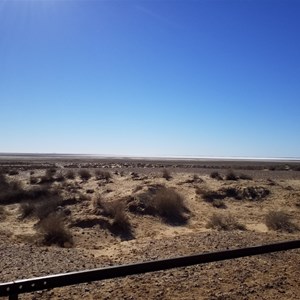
1 157 300 299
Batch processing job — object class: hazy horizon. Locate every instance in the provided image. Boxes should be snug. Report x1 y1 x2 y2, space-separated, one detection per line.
1 152 300 162
1 0 299 158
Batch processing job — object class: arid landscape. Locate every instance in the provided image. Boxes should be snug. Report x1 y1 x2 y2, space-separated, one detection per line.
1 155 300 299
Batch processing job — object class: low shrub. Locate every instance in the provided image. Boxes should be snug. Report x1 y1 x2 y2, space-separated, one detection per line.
55 172 65 182
0 206 5 220
225 171 239 181
206 213 246 231
111 202 131 233
8 169 19 176
153 187 188 224
198 188 224 202
265 211 297 233
210 171 223 180
212 199 227 209
162 169 172 180
79 169 92 181
95 170 111 181
239 173 253 180
29 176 39 184
38 213 73 247
19 202 36 219
39 169 55 184
66 170 75 180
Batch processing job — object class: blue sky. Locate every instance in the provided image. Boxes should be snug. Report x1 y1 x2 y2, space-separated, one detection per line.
0 0 299 158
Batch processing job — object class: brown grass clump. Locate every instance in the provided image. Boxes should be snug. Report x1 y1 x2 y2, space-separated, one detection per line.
239 173 253 180
66 170 75 180
153 187 189 224
38 213 73 247
8 169 19 176
0 206 6 220
92 196 104 215
196 187 224 203
111 202 132 234
29 176 39 184
79 169 92 181
55 172 65 182
162 169 172 180
225 171 239 181
210 171 223 180
35 197 62 221
95 170 112 181
39 168 57 184
212 199 227 209
206 213 246 231
265 211 298 233
0 174 32 204
19 202 36 219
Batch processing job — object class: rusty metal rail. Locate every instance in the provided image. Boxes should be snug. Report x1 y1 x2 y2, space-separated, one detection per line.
1 239 300 299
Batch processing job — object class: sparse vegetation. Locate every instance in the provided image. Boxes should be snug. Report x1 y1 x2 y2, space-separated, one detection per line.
19 202 36 219
29 176 39 184
79 169 92 181
197 186 270 202
152 187 189 224
55 172 65 182
8 169 19 176
0 206 6 220
38 213 73 247
265 211 298 233
212 199 227 209
162 169 172 180
206 213 246 231
95 170 112 181
39 169 56 184
111 202 132 234
225 171 239 181
239 173 253 180
66 170 75 180
210 171 223 180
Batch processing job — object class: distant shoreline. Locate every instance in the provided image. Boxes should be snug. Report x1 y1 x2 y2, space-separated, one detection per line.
0 153 299 163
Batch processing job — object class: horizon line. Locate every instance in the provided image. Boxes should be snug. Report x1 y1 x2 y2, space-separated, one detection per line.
0 152 300 162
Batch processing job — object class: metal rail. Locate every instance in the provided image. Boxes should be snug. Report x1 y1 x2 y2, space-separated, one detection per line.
1 239 300 299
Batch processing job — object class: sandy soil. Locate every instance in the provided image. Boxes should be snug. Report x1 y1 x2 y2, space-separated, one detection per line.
0 157 300 299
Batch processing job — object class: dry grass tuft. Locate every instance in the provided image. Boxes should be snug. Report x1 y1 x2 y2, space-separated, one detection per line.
0 206 6 220
79 169 92 181
225 171 239 181
206 213 246 231
38 213 73 247
66 170 75 180
212 199 227 209
239 173 253 180
210 171 223 180
152 187 189 224
95 170 112 181
162 169 172 180
265 211 298 233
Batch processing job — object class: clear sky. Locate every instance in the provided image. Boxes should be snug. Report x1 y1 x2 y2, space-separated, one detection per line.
0 0 299 158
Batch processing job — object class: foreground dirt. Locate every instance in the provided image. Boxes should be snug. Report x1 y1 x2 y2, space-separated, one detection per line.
1 158 300 299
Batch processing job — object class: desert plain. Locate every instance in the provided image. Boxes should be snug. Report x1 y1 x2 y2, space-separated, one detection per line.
0 155 300 299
